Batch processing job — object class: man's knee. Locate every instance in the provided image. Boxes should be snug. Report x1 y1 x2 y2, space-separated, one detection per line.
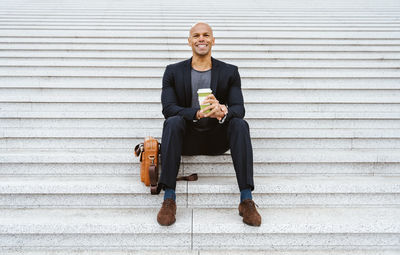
228 118 249 132
164 116 186 130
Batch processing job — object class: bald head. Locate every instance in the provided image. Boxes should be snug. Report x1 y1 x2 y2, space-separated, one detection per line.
189 22 213 37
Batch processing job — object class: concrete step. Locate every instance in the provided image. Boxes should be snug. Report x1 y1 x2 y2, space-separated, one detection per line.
1 11 399 16
192 207 400 250
2 18 400 23
0 207 398 250
2 37 400 45
3 8 399 13
0 119 400 135
2 249 400 255
2 43 400 51
0 2 397 8
2 111 400 120
2 58 400 68
0 18 394 27
1 77 400 89
0 207 192 249
1 9 398 14
1 50 399 59
1 88 400 103
2 127 400 139
0 175 398 208
1 10 396 14
1 102 399 113
1 30 399 39
0 3 398 10
0 148 398 164
1 161 399 177
0 175 186 208
2 137 400 150
0 249 398 255
1 66 399 78
188 176 400 208
145 161 400 177
0 162 144 176
0 250 198 255
0 16 397 21
1 21 400 27
1 24 400 31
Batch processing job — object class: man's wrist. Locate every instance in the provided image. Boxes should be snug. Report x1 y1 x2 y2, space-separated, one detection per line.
219 110 228 124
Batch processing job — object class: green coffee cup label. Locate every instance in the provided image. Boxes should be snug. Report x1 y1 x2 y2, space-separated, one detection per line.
197 88 212 114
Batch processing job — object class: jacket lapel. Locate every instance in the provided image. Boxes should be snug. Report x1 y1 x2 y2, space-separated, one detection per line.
211 57 219 96
183 58 192 107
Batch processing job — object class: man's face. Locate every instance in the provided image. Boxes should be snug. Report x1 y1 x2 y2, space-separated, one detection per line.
188 23 215 57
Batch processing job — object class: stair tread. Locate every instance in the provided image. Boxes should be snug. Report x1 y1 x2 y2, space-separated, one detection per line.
0 207 398 234
1 148 399 163
3 127 400 139
2 111 400 119
0 175 398 194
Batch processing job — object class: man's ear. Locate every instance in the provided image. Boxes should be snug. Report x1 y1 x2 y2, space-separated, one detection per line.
212 37 215 46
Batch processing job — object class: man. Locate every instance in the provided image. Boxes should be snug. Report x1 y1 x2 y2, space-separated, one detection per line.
157 22 261 227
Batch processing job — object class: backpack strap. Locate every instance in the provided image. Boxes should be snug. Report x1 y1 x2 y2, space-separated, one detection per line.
149 164 162 195
134 143 144 161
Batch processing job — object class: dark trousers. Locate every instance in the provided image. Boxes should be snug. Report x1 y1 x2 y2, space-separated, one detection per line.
158 115 254 192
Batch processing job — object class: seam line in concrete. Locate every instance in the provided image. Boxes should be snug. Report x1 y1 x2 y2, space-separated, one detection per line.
191 208 194 250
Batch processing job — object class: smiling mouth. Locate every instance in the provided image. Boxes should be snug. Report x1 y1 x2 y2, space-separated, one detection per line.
197 44 207 48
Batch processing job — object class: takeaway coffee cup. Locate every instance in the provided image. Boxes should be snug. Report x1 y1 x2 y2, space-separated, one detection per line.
197 88 212 114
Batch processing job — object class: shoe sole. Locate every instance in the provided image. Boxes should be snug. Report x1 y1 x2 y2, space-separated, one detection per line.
243 220 261 227
157 218 176 226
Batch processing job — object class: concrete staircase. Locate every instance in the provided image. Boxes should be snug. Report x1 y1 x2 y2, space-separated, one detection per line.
0 0 400 253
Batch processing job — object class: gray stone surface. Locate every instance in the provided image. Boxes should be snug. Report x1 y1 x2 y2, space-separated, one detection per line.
1 101 399 114
0 175 398 208
188 176 400 207
4 128 400 139
2 249 400 255
0 175 187 194
1 162 400 176
2 87 400 103
2 137 400 150
193 207 400 233
0 208 191 234
1 148 400 163
193 207 400 248
1 0 399 252
1 207 399 250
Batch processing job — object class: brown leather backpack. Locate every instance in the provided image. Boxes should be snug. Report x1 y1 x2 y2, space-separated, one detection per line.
134 136 198 194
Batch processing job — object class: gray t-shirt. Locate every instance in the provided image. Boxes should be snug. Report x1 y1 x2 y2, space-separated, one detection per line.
191 68 211 108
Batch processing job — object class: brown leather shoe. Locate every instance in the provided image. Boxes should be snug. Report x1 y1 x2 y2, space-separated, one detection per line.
157 198 176 226
238 199 262 226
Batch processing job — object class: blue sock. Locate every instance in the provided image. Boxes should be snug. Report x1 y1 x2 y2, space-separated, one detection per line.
164 188 176 201
240 188 252 203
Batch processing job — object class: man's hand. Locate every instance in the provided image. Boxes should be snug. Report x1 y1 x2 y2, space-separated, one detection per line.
196 94 227 121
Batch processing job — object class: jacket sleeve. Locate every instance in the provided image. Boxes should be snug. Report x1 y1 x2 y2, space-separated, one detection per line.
161 65 198 120
226 66 245 121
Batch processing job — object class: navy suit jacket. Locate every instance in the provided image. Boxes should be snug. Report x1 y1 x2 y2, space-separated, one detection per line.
161 57 245 122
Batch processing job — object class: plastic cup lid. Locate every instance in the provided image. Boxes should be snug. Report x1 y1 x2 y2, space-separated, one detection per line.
197 88 212 93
